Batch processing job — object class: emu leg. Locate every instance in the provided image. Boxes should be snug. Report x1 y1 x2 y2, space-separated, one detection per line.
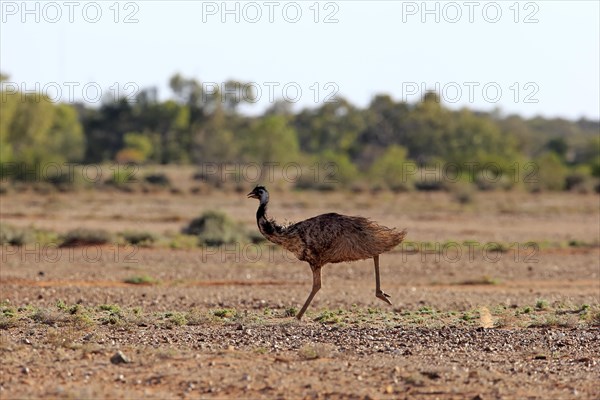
374 255 392 305
296 266 322 320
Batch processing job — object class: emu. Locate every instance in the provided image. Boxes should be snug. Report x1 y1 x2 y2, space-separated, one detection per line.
247 186 407 320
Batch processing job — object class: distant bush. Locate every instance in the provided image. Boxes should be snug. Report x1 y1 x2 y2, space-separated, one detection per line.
0 224 34 246
117 133 153 164
293 153 358 191
105 166 138 189
414 174 446 191
294 172 336 191
368 145 415 192
318 151 359 187
564 167 597 193
61 228 112 247
168 233 199 249
182 210 246 246
529 153 568 191
122 230 157 246
144 173 171 187
115 148 146 164
474 170 514 191
565 172 587 191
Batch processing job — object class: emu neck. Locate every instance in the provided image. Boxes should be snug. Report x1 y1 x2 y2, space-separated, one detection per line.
256 201 276 237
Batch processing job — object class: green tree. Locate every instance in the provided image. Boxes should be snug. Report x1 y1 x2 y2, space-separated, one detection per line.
294 98 366 155
445 109 520 176
403 92 455 162
368 145 415 190
531 152 568 191
316 150 359 187
115 132 153 163
546 137 568 160
241 115 299 164
48 104 85 162
0 90 84 178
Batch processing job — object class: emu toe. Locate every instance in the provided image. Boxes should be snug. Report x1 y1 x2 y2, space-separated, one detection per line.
376 290 392 305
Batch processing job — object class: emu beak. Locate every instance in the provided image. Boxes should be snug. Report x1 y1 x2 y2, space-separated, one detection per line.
247 191 256 199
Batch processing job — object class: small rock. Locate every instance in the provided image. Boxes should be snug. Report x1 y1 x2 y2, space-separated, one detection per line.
110 351 131 364
22 338 32 345
21 367 30 375
82 333 94 342
115 374 126 382
38 271 45 276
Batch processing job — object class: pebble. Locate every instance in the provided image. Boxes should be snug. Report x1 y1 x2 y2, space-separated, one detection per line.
82 333 94 341
110 351 131 364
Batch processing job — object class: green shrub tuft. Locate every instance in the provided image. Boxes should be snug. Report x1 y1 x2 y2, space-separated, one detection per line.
183 210 246 246
122 230 156 246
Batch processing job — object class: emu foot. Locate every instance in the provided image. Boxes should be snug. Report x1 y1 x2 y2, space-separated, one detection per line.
376 290 392 305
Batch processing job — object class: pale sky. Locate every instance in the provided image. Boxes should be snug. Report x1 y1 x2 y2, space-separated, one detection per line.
1 0 599 120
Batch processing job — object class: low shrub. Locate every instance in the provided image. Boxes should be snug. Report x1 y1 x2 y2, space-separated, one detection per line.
61 228 112 247
124 275 158 285
0 224 34 246
104 166 138 191
474 170 514 191
182 210 246 246
122 230 157 246
144 173 171 187
414 175 446 191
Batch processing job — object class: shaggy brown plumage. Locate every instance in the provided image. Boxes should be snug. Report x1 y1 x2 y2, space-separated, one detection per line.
247 186 407 320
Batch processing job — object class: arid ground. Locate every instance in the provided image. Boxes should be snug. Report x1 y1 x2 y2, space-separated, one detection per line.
1 173 599 399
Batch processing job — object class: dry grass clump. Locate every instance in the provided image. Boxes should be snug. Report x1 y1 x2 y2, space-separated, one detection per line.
61 228 113 247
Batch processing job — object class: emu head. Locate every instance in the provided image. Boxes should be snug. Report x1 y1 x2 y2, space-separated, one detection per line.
247 185 269 204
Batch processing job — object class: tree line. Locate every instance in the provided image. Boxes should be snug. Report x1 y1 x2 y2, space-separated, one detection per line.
1 73 598 191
